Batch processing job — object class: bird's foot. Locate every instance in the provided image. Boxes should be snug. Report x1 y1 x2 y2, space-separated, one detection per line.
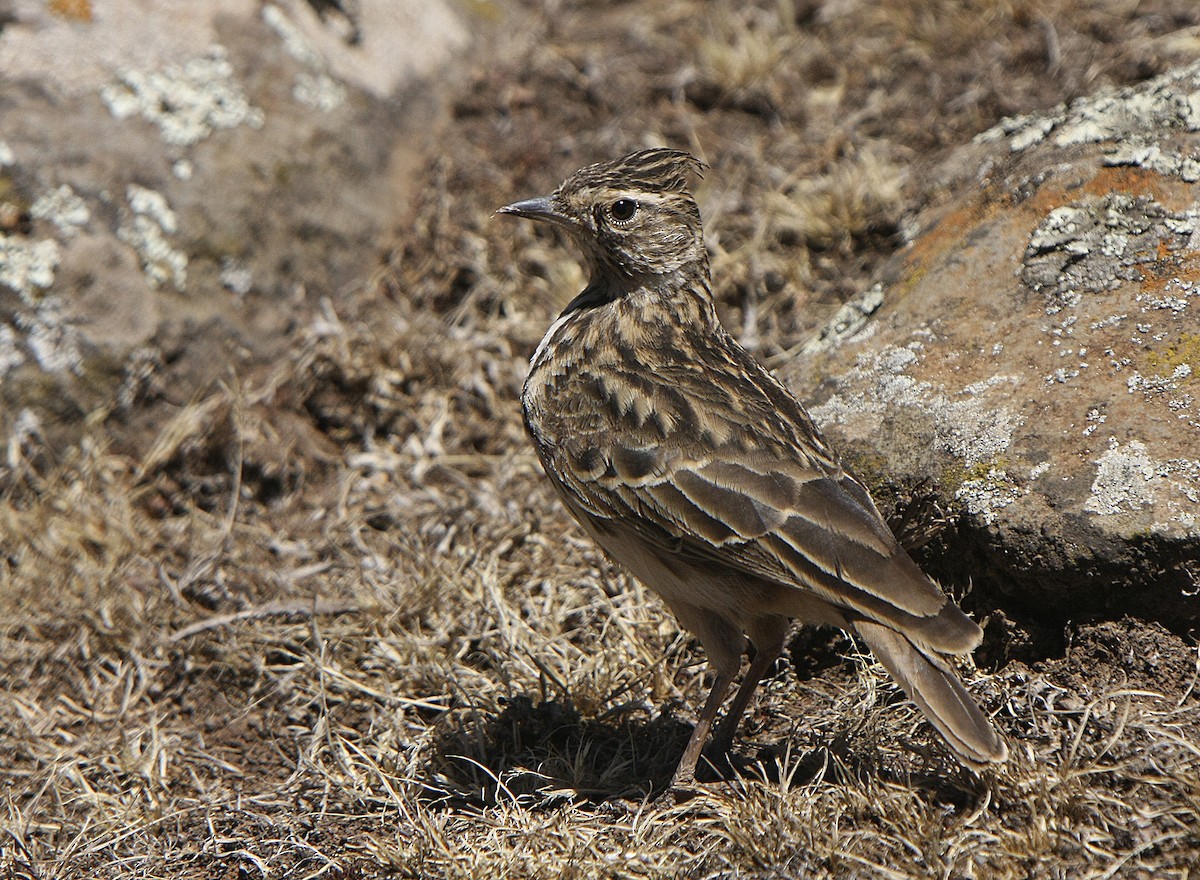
653 750 736 804
658 766 716 804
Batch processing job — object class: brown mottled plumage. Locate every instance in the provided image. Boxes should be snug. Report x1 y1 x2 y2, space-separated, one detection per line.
499 148 1007 788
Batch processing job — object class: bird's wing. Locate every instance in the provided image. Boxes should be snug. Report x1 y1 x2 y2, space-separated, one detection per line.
546 383 978 654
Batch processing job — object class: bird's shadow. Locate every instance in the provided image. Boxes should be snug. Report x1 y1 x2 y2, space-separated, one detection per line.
420 695 689 806
417 687 982 809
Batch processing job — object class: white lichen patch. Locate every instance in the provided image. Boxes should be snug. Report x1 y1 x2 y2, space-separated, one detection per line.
30 185 90 238
293 72 347 112
1027 206 1092 257
1170 458 1200 504
810 343 1021 466
1089 313 1128 330
263 4 346 112
975 112 1054 150
0 235 61 299
1086 440 1200 530
263 4 325 69
117 347 165 410
1104 144 1200 183
1127 364 1193 397
1023 194 1191 330
1086 439 1162 515
0 324 24 376
962 374 1019 396
220 257 253 297
1053 88 1200 147
8 408 42 454
101 47 264 146
127 185 177 234
1137 280 1198 315
1163 212 1200 251
0 184 98 374
800 284 885 355
1008 116 1056 151
1046 366 1082 385
1083 407 1107 437
956 468 1024 524
977 60 1200 153
0 141 14 167
14 296 82 373
118 185 187 290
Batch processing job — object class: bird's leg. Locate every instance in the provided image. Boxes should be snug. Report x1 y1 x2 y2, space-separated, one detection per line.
706 641 783 759
708 619 789 761
670 668 735 789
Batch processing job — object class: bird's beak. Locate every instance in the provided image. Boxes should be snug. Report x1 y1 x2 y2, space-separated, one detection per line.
496 196 567 226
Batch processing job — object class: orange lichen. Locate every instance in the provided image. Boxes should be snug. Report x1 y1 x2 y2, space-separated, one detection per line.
1130 238 1200 290
49 0 93 22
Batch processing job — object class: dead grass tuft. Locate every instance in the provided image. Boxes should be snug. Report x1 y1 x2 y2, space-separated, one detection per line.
763 148 907 252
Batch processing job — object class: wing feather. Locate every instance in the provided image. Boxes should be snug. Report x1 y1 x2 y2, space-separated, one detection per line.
527 331 978 653
557 429 973 650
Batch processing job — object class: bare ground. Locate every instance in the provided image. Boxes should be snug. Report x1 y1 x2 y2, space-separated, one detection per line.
3 1 1200 877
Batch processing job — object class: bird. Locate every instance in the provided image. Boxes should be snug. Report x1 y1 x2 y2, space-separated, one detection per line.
498 148 1007 789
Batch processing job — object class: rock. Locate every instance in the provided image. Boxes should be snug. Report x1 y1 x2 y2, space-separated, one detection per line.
0 0 468 449
787 62 1200 635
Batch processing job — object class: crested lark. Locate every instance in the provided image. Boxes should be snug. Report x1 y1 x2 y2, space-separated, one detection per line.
499 148 1007 788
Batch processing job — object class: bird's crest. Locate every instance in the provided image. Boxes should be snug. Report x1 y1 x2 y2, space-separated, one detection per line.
565 148 705 195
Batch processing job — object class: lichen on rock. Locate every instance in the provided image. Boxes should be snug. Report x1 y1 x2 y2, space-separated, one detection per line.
792 59 1200 625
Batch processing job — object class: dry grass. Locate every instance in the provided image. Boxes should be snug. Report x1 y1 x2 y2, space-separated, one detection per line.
2 380 1199 877
4 0 1200 877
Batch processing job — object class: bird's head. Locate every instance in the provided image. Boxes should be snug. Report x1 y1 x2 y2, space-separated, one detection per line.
499 148 708 286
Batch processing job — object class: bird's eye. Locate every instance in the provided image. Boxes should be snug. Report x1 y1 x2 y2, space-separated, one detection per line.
610 198 637 222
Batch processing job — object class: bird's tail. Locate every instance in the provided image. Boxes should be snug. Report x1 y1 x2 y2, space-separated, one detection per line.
853 619 1008 767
